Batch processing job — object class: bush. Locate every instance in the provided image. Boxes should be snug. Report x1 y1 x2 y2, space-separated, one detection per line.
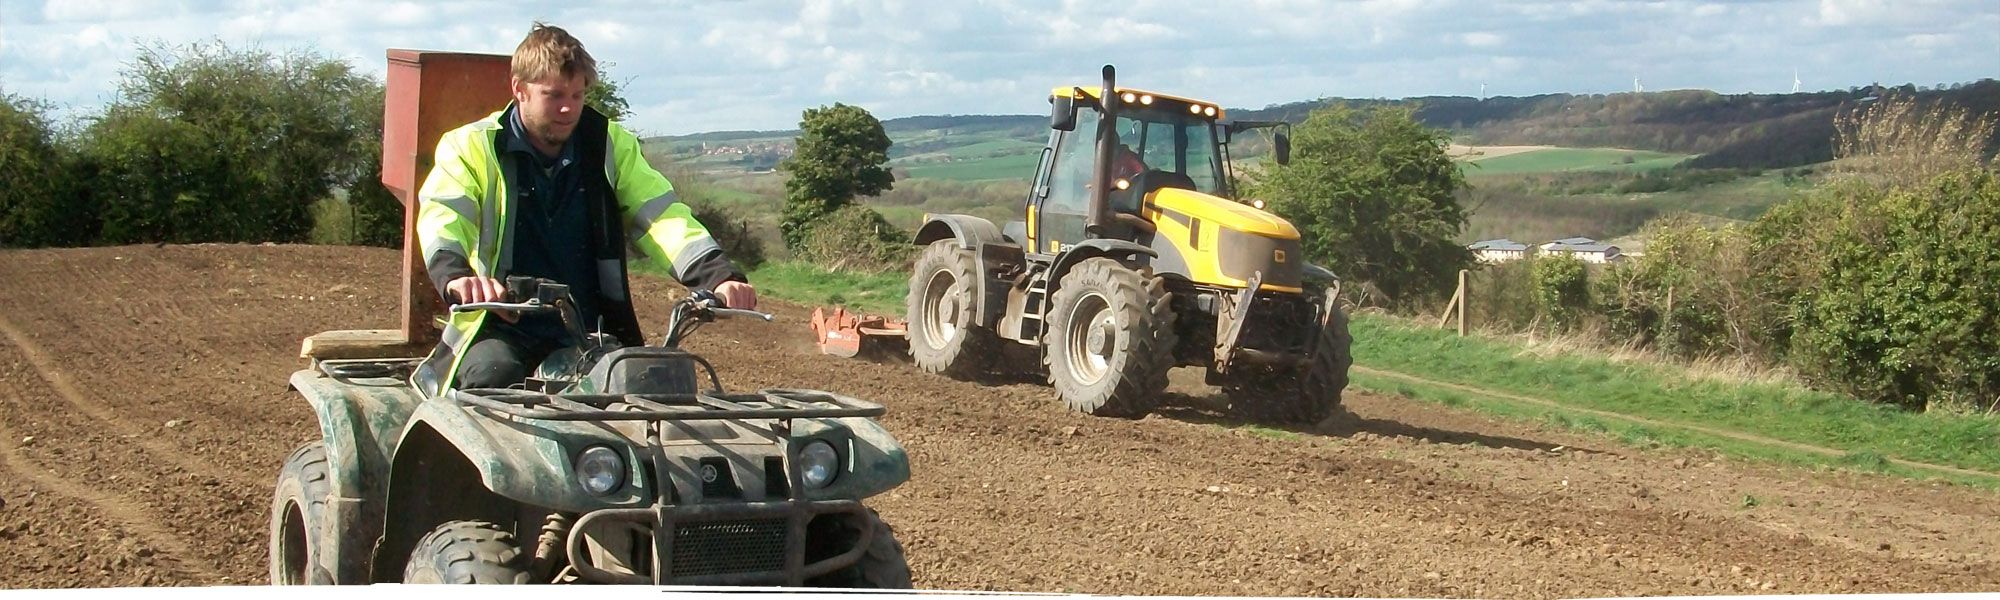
1782 169 2000 410
1465 259 1538 331
688 201 767 270
1529 255 1591 330
1596 216 1766 359
83 42 378 244
0 92 93 247
793 205 910 273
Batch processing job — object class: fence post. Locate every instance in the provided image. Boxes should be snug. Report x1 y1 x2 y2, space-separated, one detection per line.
1457 269 1469 336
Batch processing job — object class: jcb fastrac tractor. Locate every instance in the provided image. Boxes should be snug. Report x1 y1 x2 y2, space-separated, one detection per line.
905 65 1351 422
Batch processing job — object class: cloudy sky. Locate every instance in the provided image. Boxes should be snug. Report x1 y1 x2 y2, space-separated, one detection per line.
2 0 1995 135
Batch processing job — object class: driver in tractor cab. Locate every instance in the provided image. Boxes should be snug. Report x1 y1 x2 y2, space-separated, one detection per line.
1112 142 1146 180
411 22 758 397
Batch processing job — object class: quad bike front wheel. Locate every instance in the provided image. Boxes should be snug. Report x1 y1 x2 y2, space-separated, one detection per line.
270 442 336 585
805 510 914 588
1045 258 1176 417
403 520 530 584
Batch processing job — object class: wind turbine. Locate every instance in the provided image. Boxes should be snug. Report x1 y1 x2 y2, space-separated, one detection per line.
1634 76 1643 93
1479 83 1487 100
1792 69 1802 94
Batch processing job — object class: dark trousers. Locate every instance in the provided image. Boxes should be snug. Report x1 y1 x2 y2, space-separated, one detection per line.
455 322 561 390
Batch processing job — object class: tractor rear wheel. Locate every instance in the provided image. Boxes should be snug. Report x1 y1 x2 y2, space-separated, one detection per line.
402 520 530 584
270 442 337 585
1045 258 1175 417
907 240 997 378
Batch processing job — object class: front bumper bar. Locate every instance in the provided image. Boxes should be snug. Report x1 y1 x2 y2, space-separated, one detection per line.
565 499 877 585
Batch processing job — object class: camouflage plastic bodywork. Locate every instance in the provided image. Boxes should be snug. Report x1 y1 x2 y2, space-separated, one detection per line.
288 357 911 582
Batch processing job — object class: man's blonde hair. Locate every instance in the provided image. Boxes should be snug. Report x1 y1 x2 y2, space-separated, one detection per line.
512 22 597 86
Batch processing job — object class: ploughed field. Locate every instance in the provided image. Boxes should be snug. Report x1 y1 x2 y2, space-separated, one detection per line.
0 245 1995 596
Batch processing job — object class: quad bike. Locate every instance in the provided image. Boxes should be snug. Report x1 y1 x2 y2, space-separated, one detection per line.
272 276 913 586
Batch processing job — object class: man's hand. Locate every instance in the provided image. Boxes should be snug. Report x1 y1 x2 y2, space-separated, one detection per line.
446 276 518 322
714 280 758 311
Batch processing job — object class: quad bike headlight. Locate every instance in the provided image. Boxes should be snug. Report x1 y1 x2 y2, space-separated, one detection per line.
575 445 625 496
799 440 840 489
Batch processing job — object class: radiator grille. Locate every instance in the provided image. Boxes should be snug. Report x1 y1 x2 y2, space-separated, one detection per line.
669 519 788 577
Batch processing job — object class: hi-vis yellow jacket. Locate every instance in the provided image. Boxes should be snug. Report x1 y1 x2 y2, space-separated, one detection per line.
410 105 732 396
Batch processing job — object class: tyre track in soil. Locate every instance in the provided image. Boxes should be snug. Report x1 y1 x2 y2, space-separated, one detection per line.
0 314 262 489
0 394 222 583
666 294 2000 597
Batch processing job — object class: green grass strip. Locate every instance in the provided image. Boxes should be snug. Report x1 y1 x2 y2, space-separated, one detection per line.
1350 314 2000 475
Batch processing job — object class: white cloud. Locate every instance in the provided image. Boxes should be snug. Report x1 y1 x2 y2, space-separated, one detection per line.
1461 32 1505 48
2 0 1996 134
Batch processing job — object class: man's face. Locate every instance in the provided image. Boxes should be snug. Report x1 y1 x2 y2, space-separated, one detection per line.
512 73 589 149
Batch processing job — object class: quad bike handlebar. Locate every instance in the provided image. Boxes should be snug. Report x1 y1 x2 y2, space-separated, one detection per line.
445 276 772 350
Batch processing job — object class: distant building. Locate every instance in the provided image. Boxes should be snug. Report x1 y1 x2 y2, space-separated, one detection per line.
1539 237 1625 263
1468 239 1530 263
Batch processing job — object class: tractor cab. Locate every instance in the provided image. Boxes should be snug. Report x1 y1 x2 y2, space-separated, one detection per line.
1020 86 1233 256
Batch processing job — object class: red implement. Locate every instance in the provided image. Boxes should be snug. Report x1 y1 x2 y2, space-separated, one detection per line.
810 306 908 358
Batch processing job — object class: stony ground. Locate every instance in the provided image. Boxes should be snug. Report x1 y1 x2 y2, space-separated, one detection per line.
1 244 1995 596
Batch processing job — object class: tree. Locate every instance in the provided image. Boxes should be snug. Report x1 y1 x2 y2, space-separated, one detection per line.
0 90 92 247
1249 104 1472 305
778 103 893 251
586 61 632 122
81 41 379 244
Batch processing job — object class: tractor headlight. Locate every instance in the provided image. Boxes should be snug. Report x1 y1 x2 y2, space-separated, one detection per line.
1252 199 1267 210
799 440 840 489
575 445 625 496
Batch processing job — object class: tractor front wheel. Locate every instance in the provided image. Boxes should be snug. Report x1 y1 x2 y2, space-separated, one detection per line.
1045 258 1175 417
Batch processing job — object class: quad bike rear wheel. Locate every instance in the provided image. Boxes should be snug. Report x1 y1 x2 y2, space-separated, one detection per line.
907 239 998 377
403 520 530 584
1045 258 1175 417
270 442 337 585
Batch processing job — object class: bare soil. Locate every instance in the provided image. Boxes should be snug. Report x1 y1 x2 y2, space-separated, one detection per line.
0 244 1996 596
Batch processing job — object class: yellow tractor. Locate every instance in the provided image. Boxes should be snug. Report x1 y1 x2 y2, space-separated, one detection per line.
826 65 1351 421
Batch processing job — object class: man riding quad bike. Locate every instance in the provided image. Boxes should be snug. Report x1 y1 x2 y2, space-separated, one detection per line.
272 276 913 586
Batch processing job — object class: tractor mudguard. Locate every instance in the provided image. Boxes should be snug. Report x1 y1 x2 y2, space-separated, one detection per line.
913 213 1005 249
1048 239 1158 297
914 214 1017 325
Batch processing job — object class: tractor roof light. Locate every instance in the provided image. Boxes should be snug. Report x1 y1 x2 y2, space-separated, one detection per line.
1121 92 1137 104
1189 104 1203 114
1114 179 1131 190
1139 94 1154 105
1203 106 1218 117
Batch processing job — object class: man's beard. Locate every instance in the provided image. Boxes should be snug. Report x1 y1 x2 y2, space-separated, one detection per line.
527 117 571 149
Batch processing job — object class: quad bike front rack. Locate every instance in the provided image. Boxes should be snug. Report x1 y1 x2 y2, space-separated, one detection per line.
447 387 885 422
